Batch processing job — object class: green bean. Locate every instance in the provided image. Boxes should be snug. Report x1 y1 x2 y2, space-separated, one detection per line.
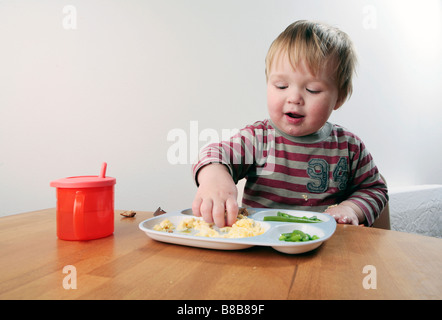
263 211 322 223
278 211 322 221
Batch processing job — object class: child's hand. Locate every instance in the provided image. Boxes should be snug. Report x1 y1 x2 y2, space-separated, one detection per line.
192 164 238 228
324 201 364 225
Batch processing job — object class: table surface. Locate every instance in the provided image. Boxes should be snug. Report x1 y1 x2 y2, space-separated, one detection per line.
1 208 441 300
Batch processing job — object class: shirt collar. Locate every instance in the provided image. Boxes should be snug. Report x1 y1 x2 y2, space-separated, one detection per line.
268 119 333 143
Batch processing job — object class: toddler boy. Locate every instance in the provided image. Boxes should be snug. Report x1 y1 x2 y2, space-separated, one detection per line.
191 20 388 228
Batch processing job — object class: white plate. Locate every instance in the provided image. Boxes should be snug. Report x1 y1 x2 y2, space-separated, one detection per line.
138 208 336 254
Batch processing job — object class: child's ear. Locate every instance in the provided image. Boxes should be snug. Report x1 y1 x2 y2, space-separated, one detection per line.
333 97 345 110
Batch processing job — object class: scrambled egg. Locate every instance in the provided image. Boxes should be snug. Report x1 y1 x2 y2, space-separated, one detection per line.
153 218 175 232
153 215 265 238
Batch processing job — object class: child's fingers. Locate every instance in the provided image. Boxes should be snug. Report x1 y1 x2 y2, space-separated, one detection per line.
350 216 359 225
200 198 214 224
225 198 239 227
192 197 203 217
337 215 359 225
338 216 348 224
212 202 227 228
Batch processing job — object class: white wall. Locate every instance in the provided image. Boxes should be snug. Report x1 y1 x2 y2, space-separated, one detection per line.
1 0 441 216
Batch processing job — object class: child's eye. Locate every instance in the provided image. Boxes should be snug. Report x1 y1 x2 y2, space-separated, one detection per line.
276 85 288 90
306 88 321 94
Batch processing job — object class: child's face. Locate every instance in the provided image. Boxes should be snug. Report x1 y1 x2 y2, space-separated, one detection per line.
267 53 343 137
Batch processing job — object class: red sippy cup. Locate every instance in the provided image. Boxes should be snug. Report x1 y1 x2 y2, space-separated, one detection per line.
50 162 116 240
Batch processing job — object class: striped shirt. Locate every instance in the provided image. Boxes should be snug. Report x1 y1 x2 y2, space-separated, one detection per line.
192 119 388 226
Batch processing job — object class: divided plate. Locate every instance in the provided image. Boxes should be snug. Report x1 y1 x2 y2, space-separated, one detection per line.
138 208 336 254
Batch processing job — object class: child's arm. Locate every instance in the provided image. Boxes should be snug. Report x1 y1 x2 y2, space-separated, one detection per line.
325 131 388 226
191 122 270 227
192 163 239 228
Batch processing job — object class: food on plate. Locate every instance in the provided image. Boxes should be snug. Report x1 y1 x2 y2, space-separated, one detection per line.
153 215 265 239
279 229 320 242
219 216 264 238
177 218 220 237
153 218 175 233
237 208 249 216
263 211 322 223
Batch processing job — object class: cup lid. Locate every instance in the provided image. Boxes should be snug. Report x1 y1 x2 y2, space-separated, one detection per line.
50 175 116 188
50 162 116 188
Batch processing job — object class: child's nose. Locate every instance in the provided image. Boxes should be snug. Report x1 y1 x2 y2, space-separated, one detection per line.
287 89 304 105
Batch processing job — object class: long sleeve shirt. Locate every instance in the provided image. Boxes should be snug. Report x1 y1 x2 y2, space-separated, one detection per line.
192 119 388 226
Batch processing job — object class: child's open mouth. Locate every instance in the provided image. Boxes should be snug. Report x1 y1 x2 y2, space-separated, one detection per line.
285 112 304 124
286 112 303 119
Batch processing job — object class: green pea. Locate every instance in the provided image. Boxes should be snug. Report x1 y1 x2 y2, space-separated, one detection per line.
278 229 321 242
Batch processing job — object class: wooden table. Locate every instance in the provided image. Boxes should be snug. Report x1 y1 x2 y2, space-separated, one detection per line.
1 208 441 300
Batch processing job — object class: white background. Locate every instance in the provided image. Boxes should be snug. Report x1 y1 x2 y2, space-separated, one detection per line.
1 0 441 216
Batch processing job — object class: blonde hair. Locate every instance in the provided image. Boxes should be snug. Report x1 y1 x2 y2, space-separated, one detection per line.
265 20 357 103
